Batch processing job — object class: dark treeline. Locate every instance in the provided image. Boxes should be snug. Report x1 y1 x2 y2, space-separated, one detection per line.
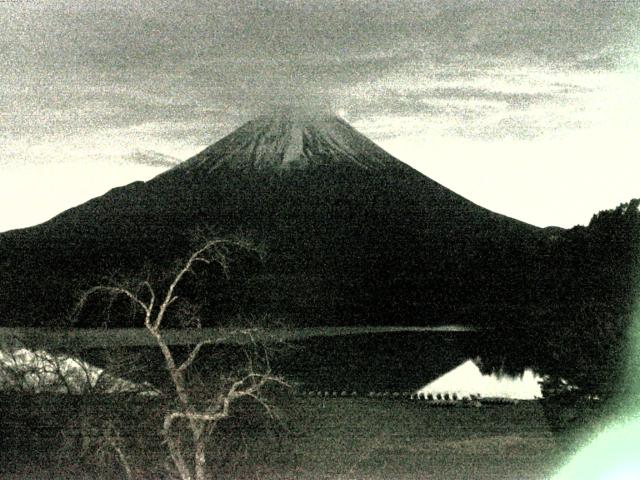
479 199 640 397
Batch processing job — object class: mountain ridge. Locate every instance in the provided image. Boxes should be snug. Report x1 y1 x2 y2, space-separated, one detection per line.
0 111 546 328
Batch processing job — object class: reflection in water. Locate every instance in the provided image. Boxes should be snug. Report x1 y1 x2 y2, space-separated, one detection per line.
417 359 543 400
0 348 158 395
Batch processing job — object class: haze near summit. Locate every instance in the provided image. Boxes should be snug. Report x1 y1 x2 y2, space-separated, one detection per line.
1 0 639 232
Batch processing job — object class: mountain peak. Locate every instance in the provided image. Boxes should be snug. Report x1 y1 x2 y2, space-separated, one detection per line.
255 105 336 125
180 109 397 172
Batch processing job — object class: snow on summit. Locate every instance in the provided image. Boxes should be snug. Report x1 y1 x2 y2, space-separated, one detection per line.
181 108 397 172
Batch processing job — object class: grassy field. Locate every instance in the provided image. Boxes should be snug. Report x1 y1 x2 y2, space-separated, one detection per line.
278 397 561 480
0 393 562 480
0 329 583 479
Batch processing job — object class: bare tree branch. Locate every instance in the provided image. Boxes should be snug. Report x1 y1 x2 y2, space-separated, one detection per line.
73 236 284 480
75 285 152 324
154 238 253 330
99 421 134 480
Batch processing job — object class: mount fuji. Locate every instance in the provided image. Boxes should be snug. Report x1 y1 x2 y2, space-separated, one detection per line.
179 110 396 172
0 110 545 327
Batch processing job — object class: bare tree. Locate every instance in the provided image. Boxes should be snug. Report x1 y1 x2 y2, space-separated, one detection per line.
75 238 288 480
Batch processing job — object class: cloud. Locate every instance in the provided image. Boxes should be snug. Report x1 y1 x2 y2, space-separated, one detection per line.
122 149 181 168
2 0 637 137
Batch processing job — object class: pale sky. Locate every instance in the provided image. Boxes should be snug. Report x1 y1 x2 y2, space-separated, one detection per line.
1 0 639 232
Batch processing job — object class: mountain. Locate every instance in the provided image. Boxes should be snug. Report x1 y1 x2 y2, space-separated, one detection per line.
178 110 395 171
0 110 546 327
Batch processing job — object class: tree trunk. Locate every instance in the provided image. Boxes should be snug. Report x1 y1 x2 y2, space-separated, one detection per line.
163 416 194 480
194 424 208 480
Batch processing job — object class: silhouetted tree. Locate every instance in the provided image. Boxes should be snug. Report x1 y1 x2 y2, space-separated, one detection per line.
539 199 640 396
75 238 288 480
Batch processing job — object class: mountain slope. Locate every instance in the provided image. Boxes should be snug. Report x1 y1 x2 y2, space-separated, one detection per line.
179 110 395 172
0 111 545 327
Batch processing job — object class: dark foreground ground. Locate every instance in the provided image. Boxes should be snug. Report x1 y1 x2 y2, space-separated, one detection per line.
278 397 561 480
0 393 567 480
0 330 609 479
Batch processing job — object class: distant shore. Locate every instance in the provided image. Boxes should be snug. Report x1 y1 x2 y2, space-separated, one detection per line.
0 325 478 350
